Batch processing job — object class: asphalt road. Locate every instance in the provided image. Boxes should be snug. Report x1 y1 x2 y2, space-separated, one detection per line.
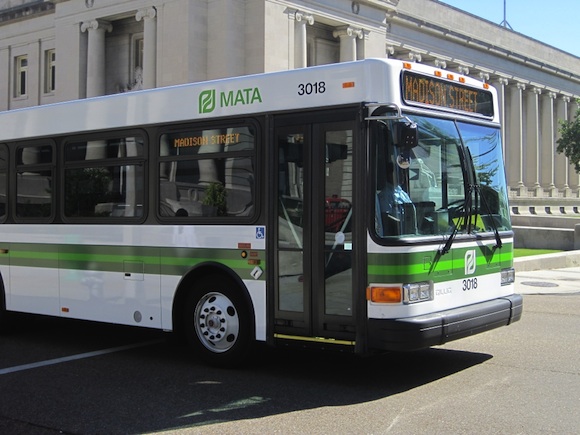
0 274 578 434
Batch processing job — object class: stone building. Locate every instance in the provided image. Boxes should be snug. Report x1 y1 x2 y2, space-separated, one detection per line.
1 0 579 201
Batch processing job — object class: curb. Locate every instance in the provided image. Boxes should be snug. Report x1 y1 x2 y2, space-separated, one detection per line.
514 250 580 272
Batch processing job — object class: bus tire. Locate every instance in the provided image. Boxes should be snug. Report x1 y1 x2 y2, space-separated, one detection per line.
183 275 252 367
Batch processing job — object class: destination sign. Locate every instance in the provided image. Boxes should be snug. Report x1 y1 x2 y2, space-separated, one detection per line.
173 133 241 148
402 71 494 117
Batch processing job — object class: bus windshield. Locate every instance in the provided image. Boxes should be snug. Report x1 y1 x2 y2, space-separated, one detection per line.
373 114 511 239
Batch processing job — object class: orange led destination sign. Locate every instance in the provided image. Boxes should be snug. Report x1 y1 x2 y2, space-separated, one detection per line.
402 71 494 117
174 132 241 148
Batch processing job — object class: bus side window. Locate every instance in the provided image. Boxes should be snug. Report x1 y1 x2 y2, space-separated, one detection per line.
15 144 53 220
225 157 254 217
158 125 256 219
0 145 7 220
64 136 145 219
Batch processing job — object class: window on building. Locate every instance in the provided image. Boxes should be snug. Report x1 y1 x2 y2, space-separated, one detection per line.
134 36 144 71
45 49 56 94
131 34 144 87
14 55 28 98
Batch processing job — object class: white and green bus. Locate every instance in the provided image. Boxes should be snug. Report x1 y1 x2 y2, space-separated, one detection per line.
0 58 521 366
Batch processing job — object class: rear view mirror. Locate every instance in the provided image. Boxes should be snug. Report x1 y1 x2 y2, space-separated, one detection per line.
396 121 418 148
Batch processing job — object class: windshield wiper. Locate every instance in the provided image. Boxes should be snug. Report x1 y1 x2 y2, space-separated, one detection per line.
439 145 472 256
439 143 504 256
439 217 459 256
438 188 472 256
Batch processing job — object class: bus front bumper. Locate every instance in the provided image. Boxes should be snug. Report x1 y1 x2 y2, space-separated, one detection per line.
367 294 523 351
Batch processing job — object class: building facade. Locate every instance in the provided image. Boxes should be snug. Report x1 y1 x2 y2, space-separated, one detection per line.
1 0 579 200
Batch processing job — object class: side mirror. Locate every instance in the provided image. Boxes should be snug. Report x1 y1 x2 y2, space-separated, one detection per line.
396 121 418 148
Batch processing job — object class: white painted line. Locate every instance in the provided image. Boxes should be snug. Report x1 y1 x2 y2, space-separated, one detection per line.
0 339 163 375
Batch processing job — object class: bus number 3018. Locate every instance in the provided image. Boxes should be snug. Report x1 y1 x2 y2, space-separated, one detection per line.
298 81 326 95
463 278 478 291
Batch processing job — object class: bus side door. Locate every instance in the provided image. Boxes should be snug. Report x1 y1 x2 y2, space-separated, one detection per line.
272 112 358 343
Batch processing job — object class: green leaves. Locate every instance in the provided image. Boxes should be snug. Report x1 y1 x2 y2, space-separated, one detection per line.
557 100 580 173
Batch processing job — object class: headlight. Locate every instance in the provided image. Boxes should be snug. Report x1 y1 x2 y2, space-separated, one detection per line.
403 281 433 304
501 268 515 286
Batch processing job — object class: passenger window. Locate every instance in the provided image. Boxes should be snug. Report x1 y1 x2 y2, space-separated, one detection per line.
0 145 7 220
16 144 53 219
158 126 255 218
64 136 145 219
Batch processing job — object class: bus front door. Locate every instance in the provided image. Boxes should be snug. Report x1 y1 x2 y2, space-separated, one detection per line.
274 119 355 344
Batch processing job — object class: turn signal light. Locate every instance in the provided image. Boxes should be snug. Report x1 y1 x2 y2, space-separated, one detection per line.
367 285 402 303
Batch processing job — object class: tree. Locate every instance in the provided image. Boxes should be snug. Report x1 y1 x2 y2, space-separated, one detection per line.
202 182 227 216
556 100 580 173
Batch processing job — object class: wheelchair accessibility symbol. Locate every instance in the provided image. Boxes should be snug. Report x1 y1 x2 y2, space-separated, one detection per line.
255 226 265 239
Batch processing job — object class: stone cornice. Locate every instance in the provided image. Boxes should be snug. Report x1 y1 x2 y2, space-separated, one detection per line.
359 0 399 10
0 0 55 24
387 3 580 86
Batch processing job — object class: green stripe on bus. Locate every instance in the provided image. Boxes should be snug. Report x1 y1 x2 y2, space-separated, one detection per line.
4 243 265 279
368 243 513 282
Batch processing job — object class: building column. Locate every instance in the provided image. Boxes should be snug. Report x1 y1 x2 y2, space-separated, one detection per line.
541 91 557 194
0 47 8 110
507 82 526 194
525 87 542 194
136 7 157 89
356 29 370 60
294 11 313 68
208 0 244 79
569 99 580 193
81 19 112 97
555 96 571 195
434 59 447 69
494 77 509 159
333 26 363 62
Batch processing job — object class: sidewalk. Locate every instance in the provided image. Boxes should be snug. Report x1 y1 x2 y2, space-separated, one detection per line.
514 250 580 295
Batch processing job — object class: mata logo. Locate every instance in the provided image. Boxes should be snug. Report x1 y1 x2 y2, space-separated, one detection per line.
464 249 477 275
199 87 263 114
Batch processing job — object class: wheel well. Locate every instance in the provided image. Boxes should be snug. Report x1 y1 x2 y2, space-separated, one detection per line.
171 263 255 339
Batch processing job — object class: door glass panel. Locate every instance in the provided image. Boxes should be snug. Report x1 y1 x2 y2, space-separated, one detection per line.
278 132 305 312
278 251 304 312
324 128 353 316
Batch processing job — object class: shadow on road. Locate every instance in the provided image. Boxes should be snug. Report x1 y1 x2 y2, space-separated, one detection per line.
0 314 492 434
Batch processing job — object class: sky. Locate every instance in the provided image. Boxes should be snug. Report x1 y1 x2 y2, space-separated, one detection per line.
438 0 580 58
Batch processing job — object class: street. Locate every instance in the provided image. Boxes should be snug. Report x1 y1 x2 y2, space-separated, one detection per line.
0 270 578 434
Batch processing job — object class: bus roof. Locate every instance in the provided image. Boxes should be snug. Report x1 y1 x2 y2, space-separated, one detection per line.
0 58 498 142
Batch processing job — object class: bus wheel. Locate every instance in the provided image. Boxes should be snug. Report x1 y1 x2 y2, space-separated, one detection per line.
184 277 251 367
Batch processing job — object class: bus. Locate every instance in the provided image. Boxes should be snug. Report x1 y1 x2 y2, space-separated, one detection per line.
0 58 522 366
